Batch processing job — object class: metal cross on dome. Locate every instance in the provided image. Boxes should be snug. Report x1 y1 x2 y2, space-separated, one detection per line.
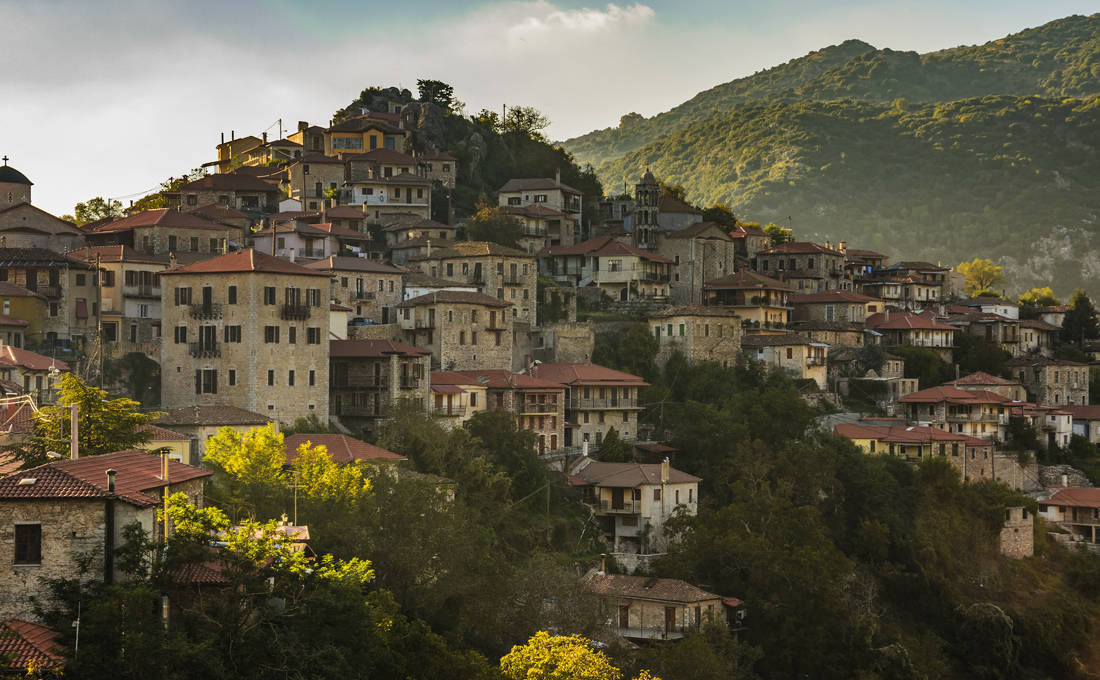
1 156 7 166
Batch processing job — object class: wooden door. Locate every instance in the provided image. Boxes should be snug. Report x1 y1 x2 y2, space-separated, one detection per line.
611 488 624 510
665 607 676 635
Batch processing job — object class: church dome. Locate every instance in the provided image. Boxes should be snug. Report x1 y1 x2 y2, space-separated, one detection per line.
640 168 655 184
0 161 31 186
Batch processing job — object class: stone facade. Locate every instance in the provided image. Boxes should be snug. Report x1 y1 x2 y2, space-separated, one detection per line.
0 249 99 347
755 242 846 292
160 254 331 423
655 224 738 305
330 340 430 438
397 291 514 371
0 203 85 252
650 306 743 367
1006 357 1089 406
305 257 403 324
286 156 346 211
414 242 539 323
1000 506 1035 558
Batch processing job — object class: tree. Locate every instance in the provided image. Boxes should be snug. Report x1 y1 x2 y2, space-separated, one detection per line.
14 373 161 468
463 197 524 247
596 427 633 462
1017 287 1060 319
701 203 738 229
957 258 1004 297
503 106 551 139
1061 288 1100 345
762 222 793 245
500 631 659 680
592 323 660 383
418 79 456 112
658 181 689 203
129 168 206 214
71 196 124 225
954 334 1012 377
888 345 955 388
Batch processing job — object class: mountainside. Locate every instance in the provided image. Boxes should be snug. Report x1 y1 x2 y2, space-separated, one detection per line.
562 14 1100 168
598 95 1100 295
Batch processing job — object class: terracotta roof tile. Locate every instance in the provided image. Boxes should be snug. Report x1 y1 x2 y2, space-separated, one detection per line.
304 256 401 274
529 362 647 387
330 339 429 358
396 290 512 308
156 405 271 427
180 174 279 192
450 369 565 390
537 236 673 264
138 424 190 442
1044 487 1100 508
284 434 405 464
0 618 64 671
574 461 698 487
0 346 68 372
585 573 718 604
865 311 958 332
703 268 791 291
160 248 331 277
498 177 582 195
945 371 1015 387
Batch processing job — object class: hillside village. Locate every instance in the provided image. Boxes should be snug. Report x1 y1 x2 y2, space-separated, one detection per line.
1 82 1100 677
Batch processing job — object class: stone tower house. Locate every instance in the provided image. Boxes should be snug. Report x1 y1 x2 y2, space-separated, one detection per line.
633 169 659 251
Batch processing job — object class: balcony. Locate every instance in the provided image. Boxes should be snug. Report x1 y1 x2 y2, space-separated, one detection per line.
276 247 325 259
596 499 640 515
487 318 507 331
350 290 376 300
332 376 387 390
399 375 421 389
36 286 61 299
123 285 161 299
518 402 558 414
503 275 522 285
432 405 467 417
189 303 222 320
336 404 381 417
280 304 311 320
643 272 671 282
414 318 435 329
189 341 220 358
569 398 639 410
807 356 826 366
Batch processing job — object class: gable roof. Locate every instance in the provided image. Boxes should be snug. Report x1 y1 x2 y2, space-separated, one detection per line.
160 248 331 277
396 290 511 308
0 281 42 298
284 434 406 464
450 369 564 391
186 202 251 223
865 311 958 332
381 217 453 233
574 461 699 487
759 241 844 256
498 177 582 195
424 241 529 258
91 208 233 234
1044 487 1100 509
180 174 279 193
304 256 402 274
790 290 882 305
703 268 791 292
585 573 718 604
661 221 732 241
0 346 68 372
900 386 1009 404
1059 405 1100 421
537 236 674 264
0 619 64 671
945 371 1016 387
329 339 429 358
156 405 271 427
138 424 190 442
833 423 988 446
0 203 82 236
0 248 95 269
528 362 647 387
0 451 211 508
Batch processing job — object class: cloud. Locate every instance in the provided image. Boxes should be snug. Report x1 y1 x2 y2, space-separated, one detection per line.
505 2 655 45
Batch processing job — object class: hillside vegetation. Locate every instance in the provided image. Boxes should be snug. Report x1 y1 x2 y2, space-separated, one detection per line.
563 14 1100 167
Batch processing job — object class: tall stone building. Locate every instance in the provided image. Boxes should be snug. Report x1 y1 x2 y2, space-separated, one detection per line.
159 249 331 423
633 169 659 251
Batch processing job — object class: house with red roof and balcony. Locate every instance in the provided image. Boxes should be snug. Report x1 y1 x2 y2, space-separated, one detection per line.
865 310 959 362
538 236 673 303
900 386 1011 442
0 451 211 620
754 241 846 292
528 361 647 449
1038 487 1100 549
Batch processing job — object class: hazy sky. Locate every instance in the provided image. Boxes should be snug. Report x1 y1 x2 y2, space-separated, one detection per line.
3 0 1096 215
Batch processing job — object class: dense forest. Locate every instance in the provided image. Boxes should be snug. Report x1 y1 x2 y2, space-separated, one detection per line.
561 14 1100 295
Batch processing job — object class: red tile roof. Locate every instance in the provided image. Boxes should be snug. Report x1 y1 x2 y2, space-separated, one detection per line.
0 346 68 372
498 177 582 195
537 236 673 264
703 268 791 291
528 362 648 388
900 386 1009 404
138 424 190 442
759 241 844 256
0 282 42 298
0 618 64 671
1044 487 1100 509
450 369 565 391
304 256 402 275
945 371 1016 387
585 573 718 604
834 423 988 446
330 339 429 358
790 290 882 304
284 434 406 464
574 461 699 486
397 290 512 308
87 208 228 234
160 248 331 277
1059 405 1100 420
0 450 211 507
865 311 958 332
180 174 279 192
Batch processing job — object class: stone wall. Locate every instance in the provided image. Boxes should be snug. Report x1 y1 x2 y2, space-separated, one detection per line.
1000 506 1035 558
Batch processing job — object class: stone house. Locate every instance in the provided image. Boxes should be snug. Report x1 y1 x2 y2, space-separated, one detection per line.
381 217 455 248
1038 487 1100 548
417 150 458 189
947 312 1020 356
322 205 371 234
655 222 737 305
0 346 68 405
649 305 742 367
0 451 211 620
741 333 828 389
402 271 480 300
1019 319 1060 356
1062 405 1100 444
0 202 85 252
537 236 673 304
528 362 647 447
790 289 883 323
329 339 430 438
0 282 46 347
287 122 327 155
1010 404 1074 450
865 310 959 362
345 172 432 221
251 221 335 262
702 268 792 333
178 174 279 216
450 369 567 455
214 133 263 173
84 208 236 256
159 249 331 423
729 224 771 260
502 204 578 252
325 117 406 157
396 290 514 371
755 242 846 292
942 371 1027 401
428 371 489 428
154 405 271 465
789 320 868 348
1000 506 1035 558
571 458 698 555
585 573 739 641
415 241 538 323
859 261 950 309
186 203 254 232
1004 356 1089 406
285 154 346 211
900 386 1010 442
345 149 418 183
497 173 583 227
0 248 100 349
842 247 889 285
389 236 451 266
304 256 403 324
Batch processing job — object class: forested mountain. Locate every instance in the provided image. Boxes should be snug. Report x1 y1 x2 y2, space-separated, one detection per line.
563 14 1100 167
561 14 1100 294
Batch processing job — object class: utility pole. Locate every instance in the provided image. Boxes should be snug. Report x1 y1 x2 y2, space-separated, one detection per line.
95 253 103 388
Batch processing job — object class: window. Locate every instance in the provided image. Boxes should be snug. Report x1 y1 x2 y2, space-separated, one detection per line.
288 370 295 386
264 287 276 305
264 326 280 343
174 287 192 306
288 326 296 344
459 331 466 345
470 393 477 407
228 369 236 386
786 347 793 359
307 327 321 344
224 325 242 343
190 237 199 252
195 369 218 394
268 370 275 386
14 524 41 565
309 370 315 386
186 195 197 207
653 488 661 501
228 285 237 304
75 274 86 286
173 326 187 344
303 164 310 175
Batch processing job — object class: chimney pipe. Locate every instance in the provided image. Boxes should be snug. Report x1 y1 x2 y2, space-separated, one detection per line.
221 132 225 145
262 131 268 144
298 121 308 132
70 404 79 460
106 468 116 492
231 130 235 142
1063 474 1069 487
555 168 561 185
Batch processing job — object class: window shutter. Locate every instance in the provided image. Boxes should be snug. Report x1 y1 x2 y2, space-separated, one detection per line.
195 370 202 394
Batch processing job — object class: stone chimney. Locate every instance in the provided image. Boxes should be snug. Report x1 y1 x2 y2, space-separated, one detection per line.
298 121 308 133
262 132 268 144
169 252 177 268
555 168 561 186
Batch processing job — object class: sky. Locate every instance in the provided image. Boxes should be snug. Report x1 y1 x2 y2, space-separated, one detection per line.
2 0 1097 216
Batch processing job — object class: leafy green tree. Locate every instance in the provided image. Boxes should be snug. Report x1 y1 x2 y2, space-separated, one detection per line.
418 79 456 112
280 413 335 435
887 345 955 388
957 258 1004 297
14 373 161 468
1061 288 1100 345
129 169 205 214
700 203 738 228
596 427 632 462
954 333 1012 377
503 106 551 139
592 323 660 382
463 197 524 247
658 181 689 203
71 196 124 225
1017 287 1060 319
762 222 793 245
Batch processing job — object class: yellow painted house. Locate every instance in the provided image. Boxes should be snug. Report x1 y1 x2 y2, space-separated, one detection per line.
0 282 46 347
